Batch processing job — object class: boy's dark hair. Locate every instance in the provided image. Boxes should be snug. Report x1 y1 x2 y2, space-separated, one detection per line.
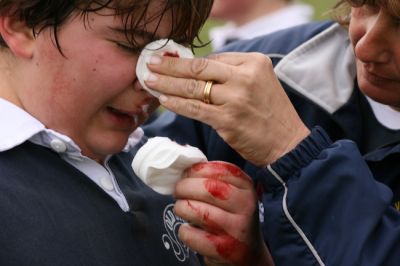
0 0 213 52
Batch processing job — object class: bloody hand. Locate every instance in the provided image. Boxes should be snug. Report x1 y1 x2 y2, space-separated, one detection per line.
174 161 274 266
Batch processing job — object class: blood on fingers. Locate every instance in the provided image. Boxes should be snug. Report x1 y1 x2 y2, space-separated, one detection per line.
206 233 249 265
185 200 250 264
204 178 231 200
191 161 251 181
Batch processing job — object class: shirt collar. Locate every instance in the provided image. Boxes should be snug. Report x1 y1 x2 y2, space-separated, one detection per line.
0 98 45 152
0 98 144 154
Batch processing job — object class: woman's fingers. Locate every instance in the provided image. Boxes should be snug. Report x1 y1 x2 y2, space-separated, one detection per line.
157 94 222 127
145 73 227 106
144 52 273 105
146 55 234 84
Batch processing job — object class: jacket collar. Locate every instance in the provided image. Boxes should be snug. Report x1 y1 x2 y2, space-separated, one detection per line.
274 23 357 114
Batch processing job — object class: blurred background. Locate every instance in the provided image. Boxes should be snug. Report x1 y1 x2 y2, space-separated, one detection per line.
195 0 337 56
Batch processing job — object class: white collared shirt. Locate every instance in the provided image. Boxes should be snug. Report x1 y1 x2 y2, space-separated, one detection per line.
366 96 400 130
0 98 144 211
209 4 314 51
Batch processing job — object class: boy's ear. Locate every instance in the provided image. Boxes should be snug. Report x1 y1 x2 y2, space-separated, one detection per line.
0 16 35 58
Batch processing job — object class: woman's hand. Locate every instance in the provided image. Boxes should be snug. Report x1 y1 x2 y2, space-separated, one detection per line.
144 52 310 166
174 161 274 266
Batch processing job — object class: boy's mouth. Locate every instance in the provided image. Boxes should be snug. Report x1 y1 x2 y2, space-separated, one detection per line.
107 106 139 127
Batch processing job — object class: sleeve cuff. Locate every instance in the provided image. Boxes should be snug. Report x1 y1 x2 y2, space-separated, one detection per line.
256 126 332 190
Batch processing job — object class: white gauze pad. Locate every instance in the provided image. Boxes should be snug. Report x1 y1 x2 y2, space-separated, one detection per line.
132 136 207 195
136 39 194 98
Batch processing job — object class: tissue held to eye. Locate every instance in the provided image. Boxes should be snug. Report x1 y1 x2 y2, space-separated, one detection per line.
136 39 194 98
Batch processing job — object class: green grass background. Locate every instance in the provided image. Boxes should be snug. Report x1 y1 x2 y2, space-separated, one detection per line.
195 0 338 55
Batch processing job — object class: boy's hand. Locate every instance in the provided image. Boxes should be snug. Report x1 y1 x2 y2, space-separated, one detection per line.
174 161 274 266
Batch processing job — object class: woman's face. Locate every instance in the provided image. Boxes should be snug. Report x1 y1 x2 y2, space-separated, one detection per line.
16 7 171 162
349 5 400 109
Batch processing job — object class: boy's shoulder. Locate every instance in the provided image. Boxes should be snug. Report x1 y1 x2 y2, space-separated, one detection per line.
219 20 336 56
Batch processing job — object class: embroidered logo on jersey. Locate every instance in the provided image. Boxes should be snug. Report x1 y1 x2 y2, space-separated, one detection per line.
162 203 190 262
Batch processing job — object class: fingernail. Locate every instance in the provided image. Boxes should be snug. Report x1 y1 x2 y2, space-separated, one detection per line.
159 94 168 103
144 72 158 82
148 55 162 65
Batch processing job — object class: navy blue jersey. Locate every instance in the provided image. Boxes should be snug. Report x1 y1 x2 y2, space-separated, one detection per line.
0 141 202 266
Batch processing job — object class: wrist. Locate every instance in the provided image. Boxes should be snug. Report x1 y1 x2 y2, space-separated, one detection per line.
265 126 333 179
262 125 311 166
280 126 311 160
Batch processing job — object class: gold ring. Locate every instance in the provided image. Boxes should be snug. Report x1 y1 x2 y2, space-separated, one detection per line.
203 81 213 104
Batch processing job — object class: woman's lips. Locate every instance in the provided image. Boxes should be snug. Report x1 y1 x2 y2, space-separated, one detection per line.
364 70 396 85
360 63 398 85
362 63 398 83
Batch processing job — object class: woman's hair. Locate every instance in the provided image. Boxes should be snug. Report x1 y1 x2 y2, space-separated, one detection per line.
333 0 400 25
0 0 213 52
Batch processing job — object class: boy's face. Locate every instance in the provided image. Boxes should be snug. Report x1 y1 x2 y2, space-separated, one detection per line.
17 7 169 161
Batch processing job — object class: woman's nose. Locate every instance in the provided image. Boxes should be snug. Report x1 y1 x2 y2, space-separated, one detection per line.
354 12 392 64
